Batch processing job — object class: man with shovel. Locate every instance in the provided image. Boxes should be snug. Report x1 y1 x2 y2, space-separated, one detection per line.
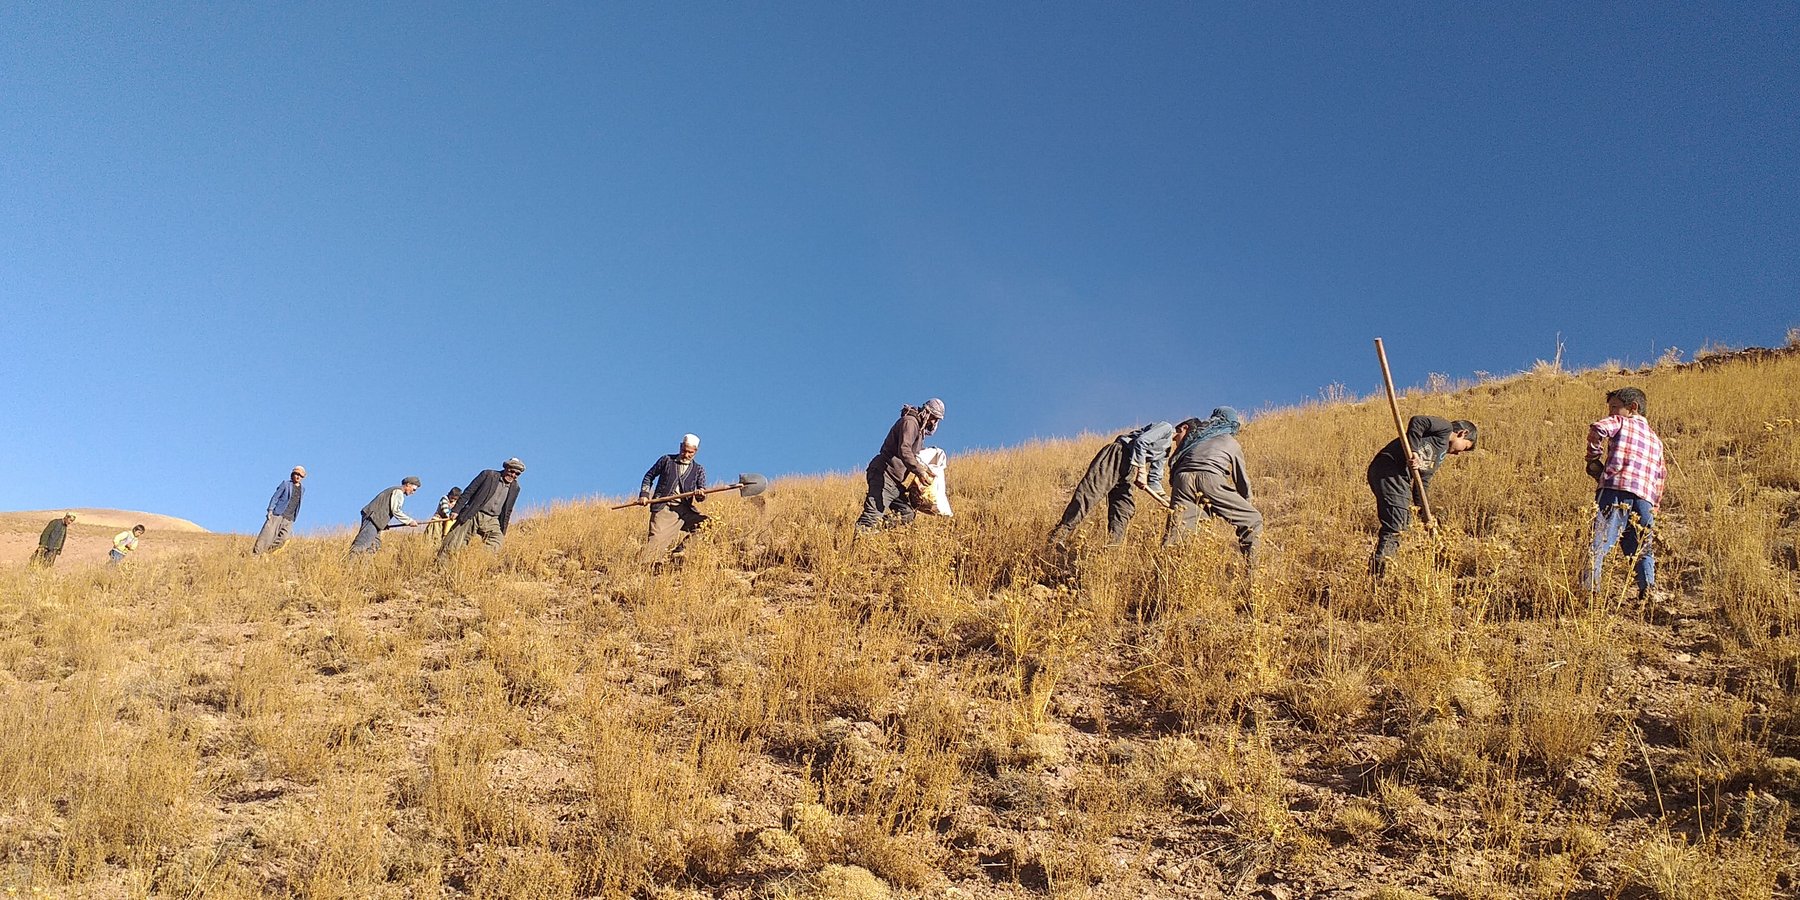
351 476 421 555
1367 416 1477 576
637 433 708 562
436 458 524 562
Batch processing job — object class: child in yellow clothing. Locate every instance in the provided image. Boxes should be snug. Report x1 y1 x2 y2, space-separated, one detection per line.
109 525 145 565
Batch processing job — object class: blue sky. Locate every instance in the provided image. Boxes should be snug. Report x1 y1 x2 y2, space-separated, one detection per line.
3 3 1795 532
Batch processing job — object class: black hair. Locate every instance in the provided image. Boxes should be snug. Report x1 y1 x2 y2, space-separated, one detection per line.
448 487 462 497
1451 420 1478 449
1175 417 1206 433
1606 387 1648 415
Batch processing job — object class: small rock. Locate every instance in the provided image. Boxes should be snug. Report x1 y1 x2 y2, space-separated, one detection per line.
1674 653 1694 664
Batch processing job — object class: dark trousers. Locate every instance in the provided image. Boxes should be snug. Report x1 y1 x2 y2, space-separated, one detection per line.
1368 461 1423 574
1164 469 1262 555
855 464 915 531
1050 441 1135 544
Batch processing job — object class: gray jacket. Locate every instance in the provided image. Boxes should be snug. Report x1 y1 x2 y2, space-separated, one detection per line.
1171 434 1252 499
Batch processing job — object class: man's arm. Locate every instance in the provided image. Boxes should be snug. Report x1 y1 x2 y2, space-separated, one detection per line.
500 485 517 533
900 416 931 479
268 483 285 516
640 458 662 500
691 463 708 501
389 489 416 526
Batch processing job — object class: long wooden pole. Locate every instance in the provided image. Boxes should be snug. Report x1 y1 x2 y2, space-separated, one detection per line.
1375 338 1436 531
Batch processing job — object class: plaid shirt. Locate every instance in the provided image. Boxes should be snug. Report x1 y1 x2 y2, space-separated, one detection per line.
1587 414 1667 507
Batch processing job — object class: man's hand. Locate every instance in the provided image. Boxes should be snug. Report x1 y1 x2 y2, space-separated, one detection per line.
918 471 934 487
638 492 651 504
1411 449 1436 472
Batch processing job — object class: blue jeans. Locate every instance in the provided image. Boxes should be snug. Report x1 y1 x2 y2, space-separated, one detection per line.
1589 488 1654 592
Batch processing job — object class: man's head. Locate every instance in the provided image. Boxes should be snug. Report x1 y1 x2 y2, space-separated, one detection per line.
401 476 421 495
1605 387 1648 417
447 487 462 500
502 458 526 482
921 398 945 432
291 465 307 483
62 514 76 525
1448 420 1479 454
1174 417 1205 446
678 433 700 462
132 525 146 536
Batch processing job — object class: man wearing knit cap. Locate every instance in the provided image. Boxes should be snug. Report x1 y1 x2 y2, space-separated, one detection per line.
437 458 525 562
253 466 307 555
637 433 708 562
855 398 945 532
351 476 421 555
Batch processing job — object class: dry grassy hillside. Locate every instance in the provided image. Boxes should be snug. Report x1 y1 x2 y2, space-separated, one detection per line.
1 349 1797 900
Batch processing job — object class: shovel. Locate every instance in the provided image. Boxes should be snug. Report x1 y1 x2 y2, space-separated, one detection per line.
1375 337 1436 532
611 473 770 509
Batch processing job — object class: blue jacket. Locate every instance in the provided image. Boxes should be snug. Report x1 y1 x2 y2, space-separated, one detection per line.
267 479 303 519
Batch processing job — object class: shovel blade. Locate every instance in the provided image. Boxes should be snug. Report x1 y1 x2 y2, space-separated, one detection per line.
735 473 769 498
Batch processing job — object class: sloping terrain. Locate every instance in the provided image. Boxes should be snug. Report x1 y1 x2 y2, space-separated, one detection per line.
0 348 1796 899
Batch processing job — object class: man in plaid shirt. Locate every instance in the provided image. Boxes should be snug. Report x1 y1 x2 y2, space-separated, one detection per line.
1586 386 1667 599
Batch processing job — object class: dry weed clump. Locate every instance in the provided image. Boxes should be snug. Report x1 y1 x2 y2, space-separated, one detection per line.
0 348 1797 896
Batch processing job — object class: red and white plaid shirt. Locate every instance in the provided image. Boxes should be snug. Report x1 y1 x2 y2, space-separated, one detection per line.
1588 414 1667 507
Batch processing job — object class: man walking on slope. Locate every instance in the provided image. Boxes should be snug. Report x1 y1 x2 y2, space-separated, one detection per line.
351 477 421 555
436 458 524 562
638 434 708 562
31 513 76 567
1163 408 1262 568
1585 387 1666 601
253 466 306 555
1048 420 1192 547
855 399 944 533
1368 415 1477 576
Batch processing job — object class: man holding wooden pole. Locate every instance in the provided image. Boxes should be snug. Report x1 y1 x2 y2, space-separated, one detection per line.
1369 338 1477 577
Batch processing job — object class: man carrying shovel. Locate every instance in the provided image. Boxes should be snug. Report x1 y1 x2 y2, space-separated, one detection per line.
351 477 421 555
636 433 708 562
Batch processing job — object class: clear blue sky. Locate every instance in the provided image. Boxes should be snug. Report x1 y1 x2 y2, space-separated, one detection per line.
3 3 1795 532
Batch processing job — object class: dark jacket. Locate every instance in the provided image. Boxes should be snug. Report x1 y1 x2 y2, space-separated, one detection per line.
38 518 69 552
449 469 520 533
868 406 932 481
1172 434 1252 499
641 455 707 509
1369 415 1455 485
359 487 408 528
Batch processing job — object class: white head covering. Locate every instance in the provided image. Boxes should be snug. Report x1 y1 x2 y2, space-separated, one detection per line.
681 433 700 449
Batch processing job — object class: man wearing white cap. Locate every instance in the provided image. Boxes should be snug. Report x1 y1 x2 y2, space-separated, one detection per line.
855 398 944 532
637 434 708 562
253 466 307 555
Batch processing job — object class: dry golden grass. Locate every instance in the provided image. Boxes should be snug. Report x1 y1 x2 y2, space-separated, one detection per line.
1 348 1798 898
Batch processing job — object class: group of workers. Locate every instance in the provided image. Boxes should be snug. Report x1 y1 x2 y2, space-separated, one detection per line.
23 387 1667 599
856 388 1666 600
29 513 145 568
247 457 529 564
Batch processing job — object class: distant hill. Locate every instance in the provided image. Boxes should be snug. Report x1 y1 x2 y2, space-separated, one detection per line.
0 508 209 533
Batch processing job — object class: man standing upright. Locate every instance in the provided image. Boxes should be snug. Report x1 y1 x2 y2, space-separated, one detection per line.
253 466 306 555
1367 415 1477 576
638 434 708 562
855 398 944 533
1585 387 1666 601
351 476 421 555
437 458 525 561
32 513 76 567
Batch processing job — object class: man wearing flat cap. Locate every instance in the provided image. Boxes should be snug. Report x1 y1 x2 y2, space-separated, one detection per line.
855 398 945 532
351 476 421 555
638 434 708 562
253 466 307 555
437 458 525 562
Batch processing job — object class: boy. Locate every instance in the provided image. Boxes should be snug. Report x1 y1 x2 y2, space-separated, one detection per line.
110 525 145 565
1368 416 1478 576
1586 387 1666 600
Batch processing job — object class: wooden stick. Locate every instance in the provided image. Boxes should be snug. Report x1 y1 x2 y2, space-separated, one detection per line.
1375 337 1436 531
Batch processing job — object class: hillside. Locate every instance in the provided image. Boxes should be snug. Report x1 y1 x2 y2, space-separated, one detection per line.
0 348 1796 899
0 509 226 570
